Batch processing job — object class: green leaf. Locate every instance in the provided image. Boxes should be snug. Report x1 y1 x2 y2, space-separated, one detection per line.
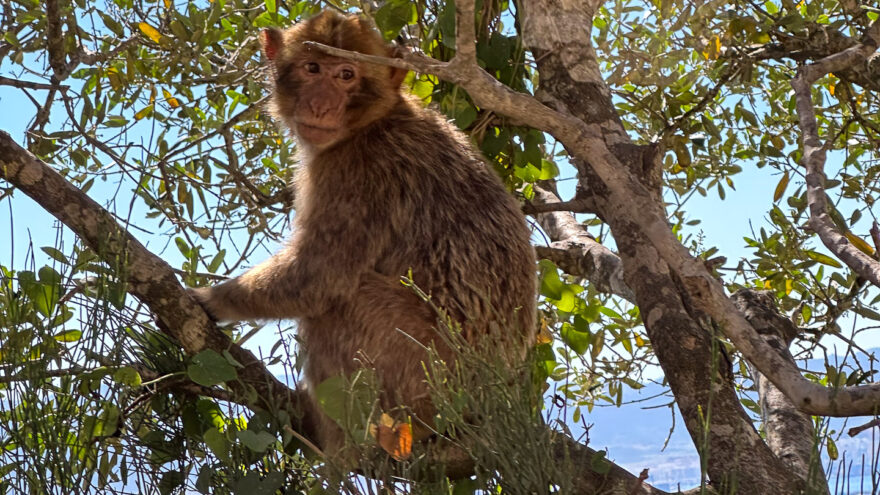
188 350 237 386
197 399 226 429
826 437 838 460
41 247 68 264
560 323 591 355
801 304 812 324
314 375 348 425
374 0 416 40
54 330 82 342
159 471 185 495
207 249 226 273
538 159 559 180
853 305 880 321
175 237 191 257
203 427 230 461
532 342 557 379
113 366 142 387
590 450 612 474
539 259 565 299
196 466 213 494
90 404 120 437
237 430 276 453
99 12 125 37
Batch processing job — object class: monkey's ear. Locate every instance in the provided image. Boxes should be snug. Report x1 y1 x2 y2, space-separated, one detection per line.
388 45 409 87
261 28 283 61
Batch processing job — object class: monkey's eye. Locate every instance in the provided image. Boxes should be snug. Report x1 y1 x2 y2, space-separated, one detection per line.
305 62 320 74
339 68 355 80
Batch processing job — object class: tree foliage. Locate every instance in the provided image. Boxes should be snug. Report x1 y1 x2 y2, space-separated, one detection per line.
1 0 879 493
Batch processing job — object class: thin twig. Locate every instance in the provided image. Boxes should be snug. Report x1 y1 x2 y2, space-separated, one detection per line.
0 75 67 90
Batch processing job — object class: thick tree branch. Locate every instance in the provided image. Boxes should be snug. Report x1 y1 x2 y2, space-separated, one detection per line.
523 197 595 215
732 290 830 494
532 183 635 303
452 0 477 66
0 75 67 90
0 131 314 439
45 0 66 78
555 435 676 495
791 20 880 288
745 23 880 91
848 417 880 437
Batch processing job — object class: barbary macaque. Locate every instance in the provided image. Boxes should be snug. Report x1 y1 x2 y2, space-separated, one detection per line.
191 10 536 454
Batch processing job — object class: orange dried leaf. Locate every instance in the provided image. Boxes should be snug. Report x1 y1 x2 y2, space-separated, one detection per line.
374 413 412 461
162 89 180 108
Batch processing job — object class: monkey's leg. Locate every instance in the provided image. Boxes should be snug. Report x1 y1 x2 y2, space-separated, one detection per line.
301 272 449 452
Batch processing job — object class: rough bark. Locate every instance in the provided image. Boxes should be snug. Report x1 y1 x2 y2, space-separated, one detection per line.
732 290 830 494
517 0 806 491
791 21 880 287
532 182 635 303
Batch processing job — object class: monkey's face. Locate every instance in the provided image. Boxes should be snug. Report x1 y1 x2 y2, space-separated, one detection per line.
260 12 407 150
277 55 361 147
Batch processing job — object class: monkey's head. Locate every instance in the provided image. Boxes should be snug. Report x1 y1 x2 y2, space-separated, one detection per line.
261 11 408 149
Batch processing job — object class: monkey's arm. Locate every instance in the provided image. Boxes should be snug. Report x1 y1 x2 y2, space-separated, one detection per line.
190 244 310 321
191 211 382 321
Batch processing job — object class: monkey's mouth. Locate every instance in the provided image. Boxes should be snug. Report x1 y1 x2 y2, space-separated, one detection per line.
295 122 341 146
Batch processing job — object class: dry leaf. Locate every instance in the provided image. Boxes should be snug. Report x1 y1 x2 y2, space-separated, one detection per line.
371 413 412 461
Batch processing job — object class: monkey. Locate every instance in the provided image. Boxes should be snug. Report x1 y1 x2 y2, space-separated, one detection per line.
190 10 537 457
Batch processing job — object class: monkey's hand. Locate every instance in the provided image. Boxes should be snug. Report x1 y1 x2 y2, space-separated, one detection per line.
187 286 226 322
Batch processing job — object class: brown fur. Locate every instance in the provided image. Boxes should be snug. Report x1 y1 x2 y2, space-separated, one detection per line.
192 10 536 454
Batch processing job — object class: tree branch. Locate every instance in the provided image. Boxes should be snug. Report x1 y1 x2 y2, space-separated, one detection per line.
452 0 477 66
532 183 635 302
0 131 314 439
732 290 830 494
305 17 880 418
791 20 880 288
0 75 67 90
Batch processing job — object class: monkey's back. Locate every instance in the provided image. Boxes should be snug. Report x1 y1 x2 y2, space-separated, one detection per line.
367 98 532 341
294 97 536 424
